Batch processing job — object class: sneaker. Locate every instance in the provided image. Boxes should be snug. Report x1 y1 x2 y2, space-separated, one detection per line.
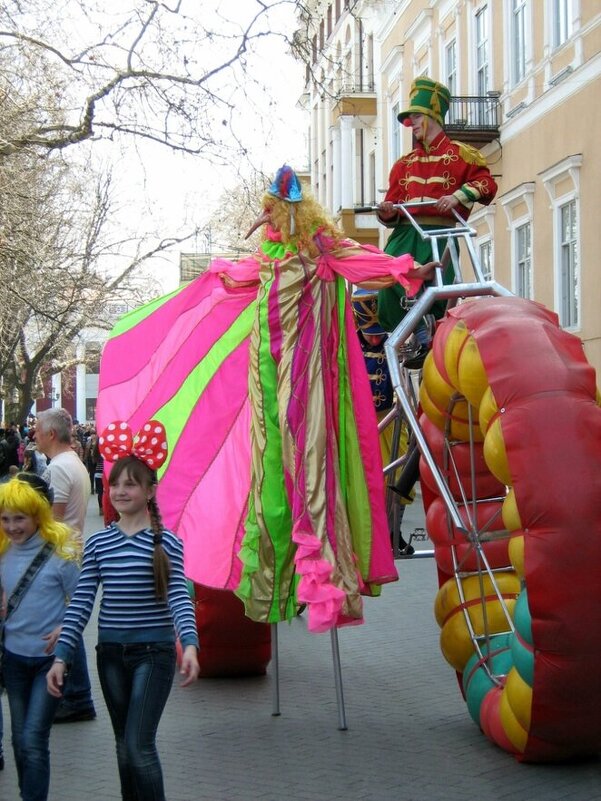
387 484 414 504
402 344 429 370
398 543 415 558
53 706 96 724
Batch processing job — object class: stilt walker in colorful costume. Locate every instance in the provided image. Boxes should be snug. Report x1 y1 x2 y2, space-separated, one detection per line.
97 166 436 633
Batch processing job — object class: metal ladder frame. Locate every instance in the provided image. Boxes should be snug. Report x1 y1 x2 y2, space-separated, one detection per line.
383 201 517 673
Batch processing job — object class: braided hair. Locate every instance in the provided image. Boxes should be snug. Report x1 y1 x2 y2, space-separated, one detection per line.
148 493 171 602
108 456 171 602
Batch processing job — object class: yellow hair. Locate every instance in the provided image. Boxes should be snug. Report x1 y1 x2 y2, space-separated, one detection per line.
263 190 344 258
0 479 81 561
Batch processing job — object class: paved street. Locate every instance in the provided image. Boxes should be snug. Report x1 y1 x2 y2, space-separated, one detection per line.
1 494 600 801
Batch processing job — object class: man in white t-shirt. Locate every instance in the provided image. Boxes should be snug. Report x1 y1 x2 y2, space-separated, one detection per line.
36 407 96 723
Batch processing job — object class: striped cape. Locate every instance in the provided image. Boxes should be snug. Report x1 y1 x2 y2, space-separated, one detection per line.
97 237 413 631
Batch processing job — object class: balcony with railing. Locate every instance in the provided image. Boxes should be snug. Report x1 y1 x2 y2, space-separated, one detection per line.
445 94 501 147
331 81 377 123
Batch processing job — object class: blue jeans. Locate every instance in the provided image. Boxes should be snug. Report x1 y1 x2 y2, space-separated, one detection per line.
96 642 176 801
2 649 61 801
60 634 94 712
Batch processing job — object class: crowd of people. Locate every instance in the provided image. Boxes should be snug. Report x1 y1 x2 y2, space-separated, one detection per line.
0 418 106 511
0 76 498 801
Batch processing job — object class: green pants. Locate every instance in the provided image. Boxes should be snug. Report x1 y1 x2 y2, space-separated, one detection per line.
377 224 454 333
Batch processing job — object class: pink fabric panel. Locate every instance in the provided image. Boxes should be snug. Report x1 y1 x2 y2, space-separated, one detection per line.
316 243 420 296
208 256 261 282
98 280 256 428
160 397 251 591
343 304 397 582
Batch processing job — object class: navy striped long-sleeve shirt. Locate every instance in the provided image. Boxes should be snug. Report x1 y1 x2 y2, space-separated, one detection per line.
54 524 199 663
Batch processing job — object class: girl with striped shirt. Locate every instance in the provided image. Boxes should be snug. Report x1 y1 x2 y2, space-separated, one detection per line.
47 422 199 801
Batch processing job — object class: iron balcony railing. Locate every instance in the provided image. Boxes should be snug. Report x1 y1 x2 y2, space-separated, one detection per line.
446 94 501 131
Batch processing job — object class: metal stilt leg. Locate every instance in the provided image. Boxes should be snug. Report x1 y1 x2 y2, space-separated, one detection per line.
330 628 348 730
271 623 281 716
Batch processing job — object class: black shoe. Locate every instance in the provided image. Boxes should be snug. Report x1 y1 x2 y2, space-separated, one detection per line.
54 706 96 724
398 543 415 558
0 751 4 770
403 344 429 370
387 485 414 504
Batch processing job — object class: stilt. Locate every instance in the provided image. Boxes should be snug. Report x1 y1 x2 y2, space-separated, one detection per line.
271 623 280 716
330 628 348 730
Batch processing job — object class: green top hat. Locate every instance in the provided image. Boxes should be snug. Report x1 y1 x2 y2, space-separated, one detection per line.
397 77 451 126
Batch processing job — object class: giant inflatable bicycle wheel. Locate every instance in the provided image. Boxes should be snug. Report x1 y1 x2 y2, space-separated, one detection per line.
419 296 601 762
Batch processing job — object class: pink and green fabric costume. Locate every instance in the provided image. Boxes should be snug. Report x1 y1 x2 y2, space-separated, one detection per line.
97 230 419 632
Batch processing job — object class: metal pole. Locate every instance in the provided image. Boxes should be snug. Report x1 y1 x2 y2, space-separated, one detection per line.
271 623 280 716
330 628 348 731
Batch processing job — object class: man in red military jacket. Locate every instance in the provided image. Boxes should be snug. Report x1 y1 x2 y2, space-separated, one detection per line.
377 77 498 347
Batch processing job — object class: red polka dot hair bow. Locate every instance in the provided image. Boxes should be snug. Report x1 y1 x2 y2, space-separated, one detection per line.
98 420 168 471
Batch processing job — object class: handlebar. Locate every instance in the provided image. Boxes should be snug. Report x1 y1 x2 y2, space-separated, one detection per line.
355 200 475 238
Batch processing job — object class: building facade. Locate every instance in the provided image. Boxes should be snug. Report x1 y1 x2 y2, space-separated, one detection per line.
298 0 601 374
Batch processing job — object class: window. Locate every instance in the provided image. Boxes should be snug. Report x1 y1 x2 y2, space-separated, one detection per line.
368 151 376 206
180 253 210 282
475 6 489 95
559 200 579 327
85 399 97 423
445 40 457 95
540 154 582 330
85 342 102 375
511 0 527 85
106 302 129 316
515 222 532 298
553 0 572 48
479 240 493 280
366 34 375 91
471 204 496 280
343 40 352 90
391 102 401 162
500 181 535 297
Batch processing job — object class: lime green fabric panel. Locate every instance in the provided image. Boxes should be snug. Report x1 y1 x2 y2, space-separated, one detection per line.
109 284 187 338
154 304 255 478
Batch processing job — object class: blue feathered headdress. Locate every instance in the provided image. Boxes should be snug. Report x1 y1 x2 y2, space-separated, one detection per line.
267 165 303 203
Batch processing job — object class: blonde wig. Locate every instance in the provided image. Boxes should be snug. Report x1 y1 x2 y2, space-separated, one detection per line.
263 191 345 258
0 477 80 561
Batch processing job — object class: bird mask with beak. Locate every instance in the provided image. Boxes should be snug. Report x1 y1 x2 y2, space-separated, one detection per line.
245 165 303 241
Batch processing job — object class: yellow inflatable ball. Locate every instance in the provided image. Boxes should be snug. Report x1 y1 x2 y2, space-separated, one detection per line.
419 382 483 443
422 350 455 410
483 416 512 485
443 320 470 390
457 334 489 409
502 488 522 532
479 386 499 435
499 678 529 752
435 572 521 672
508 534 525 580
504 666 533 731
